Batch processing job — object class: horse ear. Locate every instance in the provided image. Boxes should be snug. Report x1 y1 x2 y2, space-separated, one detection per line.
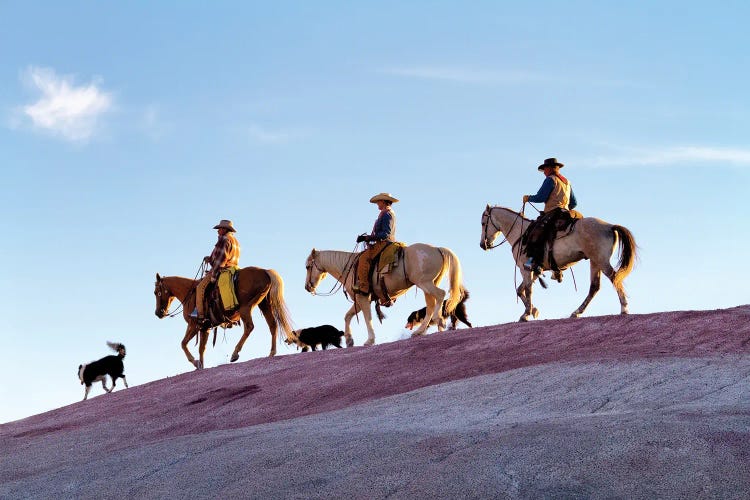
486 203 490 210
156 272 161 281
311 248 316 255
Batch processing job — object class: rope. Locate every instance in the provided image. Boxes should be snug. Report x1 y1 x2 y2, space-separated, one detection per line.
165 261 208 318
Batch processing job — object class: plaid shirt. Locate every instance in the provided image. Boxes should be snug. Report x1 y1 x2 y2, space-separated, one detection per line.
207 233 240 275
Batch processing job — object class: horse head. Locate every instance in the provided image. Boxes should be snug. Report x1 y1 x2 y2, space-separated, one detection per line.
480 204 500 250
154 273 175 318
304 249 327 293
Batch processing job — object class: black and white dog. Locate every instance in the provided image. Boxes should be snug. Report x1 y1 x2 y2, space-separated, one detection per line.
405 290 473 331
285 325 345 352
77 342 128 400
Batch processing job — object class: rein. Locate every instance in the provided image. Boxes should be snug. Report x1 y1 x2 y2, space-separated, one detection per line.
483 206 525 250
307 246 358 298
161 262 208 318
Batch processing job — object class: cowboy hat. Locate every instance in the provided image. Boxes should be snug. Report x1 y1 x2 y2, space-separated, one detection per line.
213 219 236 232
369 192 399 203
538 157 564 170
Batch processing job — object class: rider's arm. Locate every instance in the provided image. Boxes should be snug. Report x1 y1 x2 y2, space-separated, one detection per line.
527 177 554 203
568 189 578 209
371 211 393 241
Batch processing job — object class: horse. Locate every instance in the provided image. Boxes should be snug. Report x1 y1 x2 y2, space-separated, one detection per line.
154 268 295 369
479 205 637 322
304 244 465 346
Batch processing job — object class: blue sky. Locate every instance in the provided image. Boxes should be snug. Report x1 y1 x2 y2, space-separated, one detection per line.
1 1 748 423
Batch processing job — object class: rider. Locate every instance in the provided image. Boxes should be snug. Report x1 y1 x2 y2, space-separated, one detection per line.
192 219 241 322
353 193 398 296
522 158 577 276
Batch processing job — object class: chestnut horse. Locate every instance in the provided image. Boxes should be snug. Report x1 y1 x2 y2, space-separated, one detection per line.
304 244 465 346
480 205 637 321
154 268 294 368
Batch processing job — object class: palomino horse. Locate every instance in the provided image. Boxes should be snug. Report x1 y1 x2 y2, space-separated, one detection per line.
479 205 637 321
154 268 294 368
304 244 465 346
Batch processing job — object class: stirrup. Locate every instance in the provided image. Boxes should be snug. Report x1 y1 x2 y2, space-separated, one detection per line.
523 258 535 271
189 308 199 318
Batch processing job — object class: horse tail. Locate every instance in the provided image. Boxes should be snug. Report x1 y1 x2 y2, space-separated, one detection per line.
265 269 295 343
612 225 637 288
440 247 465 316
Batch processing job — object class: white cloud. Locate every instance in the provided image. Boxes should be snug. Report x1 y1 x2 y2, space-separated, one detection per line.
379 66 547 84
583 146 750 168
248 124 291 144
20 66 113 142
379 65 637 87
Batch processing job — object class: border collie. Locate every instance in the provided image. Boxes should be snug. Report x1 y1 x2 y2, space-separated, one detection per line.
405 290 472 331
77 342 128 401
285 325 344 352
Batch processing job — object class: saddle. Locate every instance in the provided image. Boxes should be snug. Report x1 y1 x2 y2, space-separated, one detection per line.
203 267 241 329
522 209 583 273
356 242 406 308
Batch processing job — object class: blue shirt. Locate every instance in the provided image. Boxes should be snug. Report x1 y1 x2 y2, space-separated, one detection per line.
528 176 578 209
371 208 396 241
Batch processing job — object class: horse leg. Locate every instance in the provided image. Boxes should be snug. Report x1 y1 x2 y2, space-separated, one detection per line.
606 264 629 314
231 305 256 362
517 274 539 321
412 284 444 336
343 304 357 347
357 295 378 346
571 264 603 318
197 328 209 369
181 325 201 368
258 298 278 357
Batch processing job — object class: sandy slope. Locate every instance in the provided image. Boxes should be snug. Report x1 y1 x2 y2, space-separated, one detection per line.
1 306 748 499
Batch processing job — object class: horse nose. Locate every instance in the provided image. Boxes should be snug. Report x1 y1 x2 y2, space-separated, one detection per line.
479 241 486 250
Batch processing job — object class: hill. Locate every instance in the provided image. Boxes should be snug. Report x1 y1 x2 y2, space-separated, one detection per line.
1 306 749 499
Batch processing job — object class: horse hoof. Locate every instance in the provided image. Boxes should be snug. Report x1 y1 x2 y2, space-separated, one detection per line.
363 339 375 346
230 353 239 362
519 316 529 322
346 337 354 348
192 360 203 370
532 308 540 319
570 312 581 318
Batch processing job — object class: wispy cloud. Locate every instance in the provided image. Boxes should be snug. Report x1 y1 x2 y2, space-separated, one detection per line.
139 105 172 142
380 66 548 84
248 124 293 144
582 146 750 168
18 66 113 142
379 65 637 87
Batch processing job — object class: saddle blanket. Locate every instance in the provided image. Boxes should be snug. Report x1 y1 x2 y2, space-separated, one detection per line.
218 266 239 310
378 242 406 273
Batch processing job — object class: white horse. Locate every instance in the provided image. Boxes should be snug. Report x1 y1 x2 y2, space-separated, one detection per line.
479 205 637 321
304 244 465 346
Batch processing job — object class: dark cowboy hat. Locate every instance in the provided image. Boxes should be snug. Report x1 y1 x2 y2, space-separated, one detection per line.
538 157 564 171
213 219 236 232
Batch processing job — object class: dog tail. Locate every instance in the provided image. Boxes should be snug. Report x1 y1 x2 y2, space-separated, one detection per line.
107 341 126 357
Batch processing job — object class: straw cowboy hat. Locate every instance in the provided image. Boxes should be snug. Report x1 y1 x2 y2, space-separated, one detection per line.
538 157 564 171
369 192 399 203
213 219 236 232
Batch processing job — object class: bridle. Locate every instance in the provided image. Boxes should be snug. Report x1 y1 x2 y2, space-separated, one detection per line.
482 206 523 250
305 250 357 297
155 278 194 318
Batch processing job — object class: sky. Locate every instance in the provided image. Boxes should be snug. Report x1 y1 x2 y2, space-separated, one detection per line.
1 1 748 424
